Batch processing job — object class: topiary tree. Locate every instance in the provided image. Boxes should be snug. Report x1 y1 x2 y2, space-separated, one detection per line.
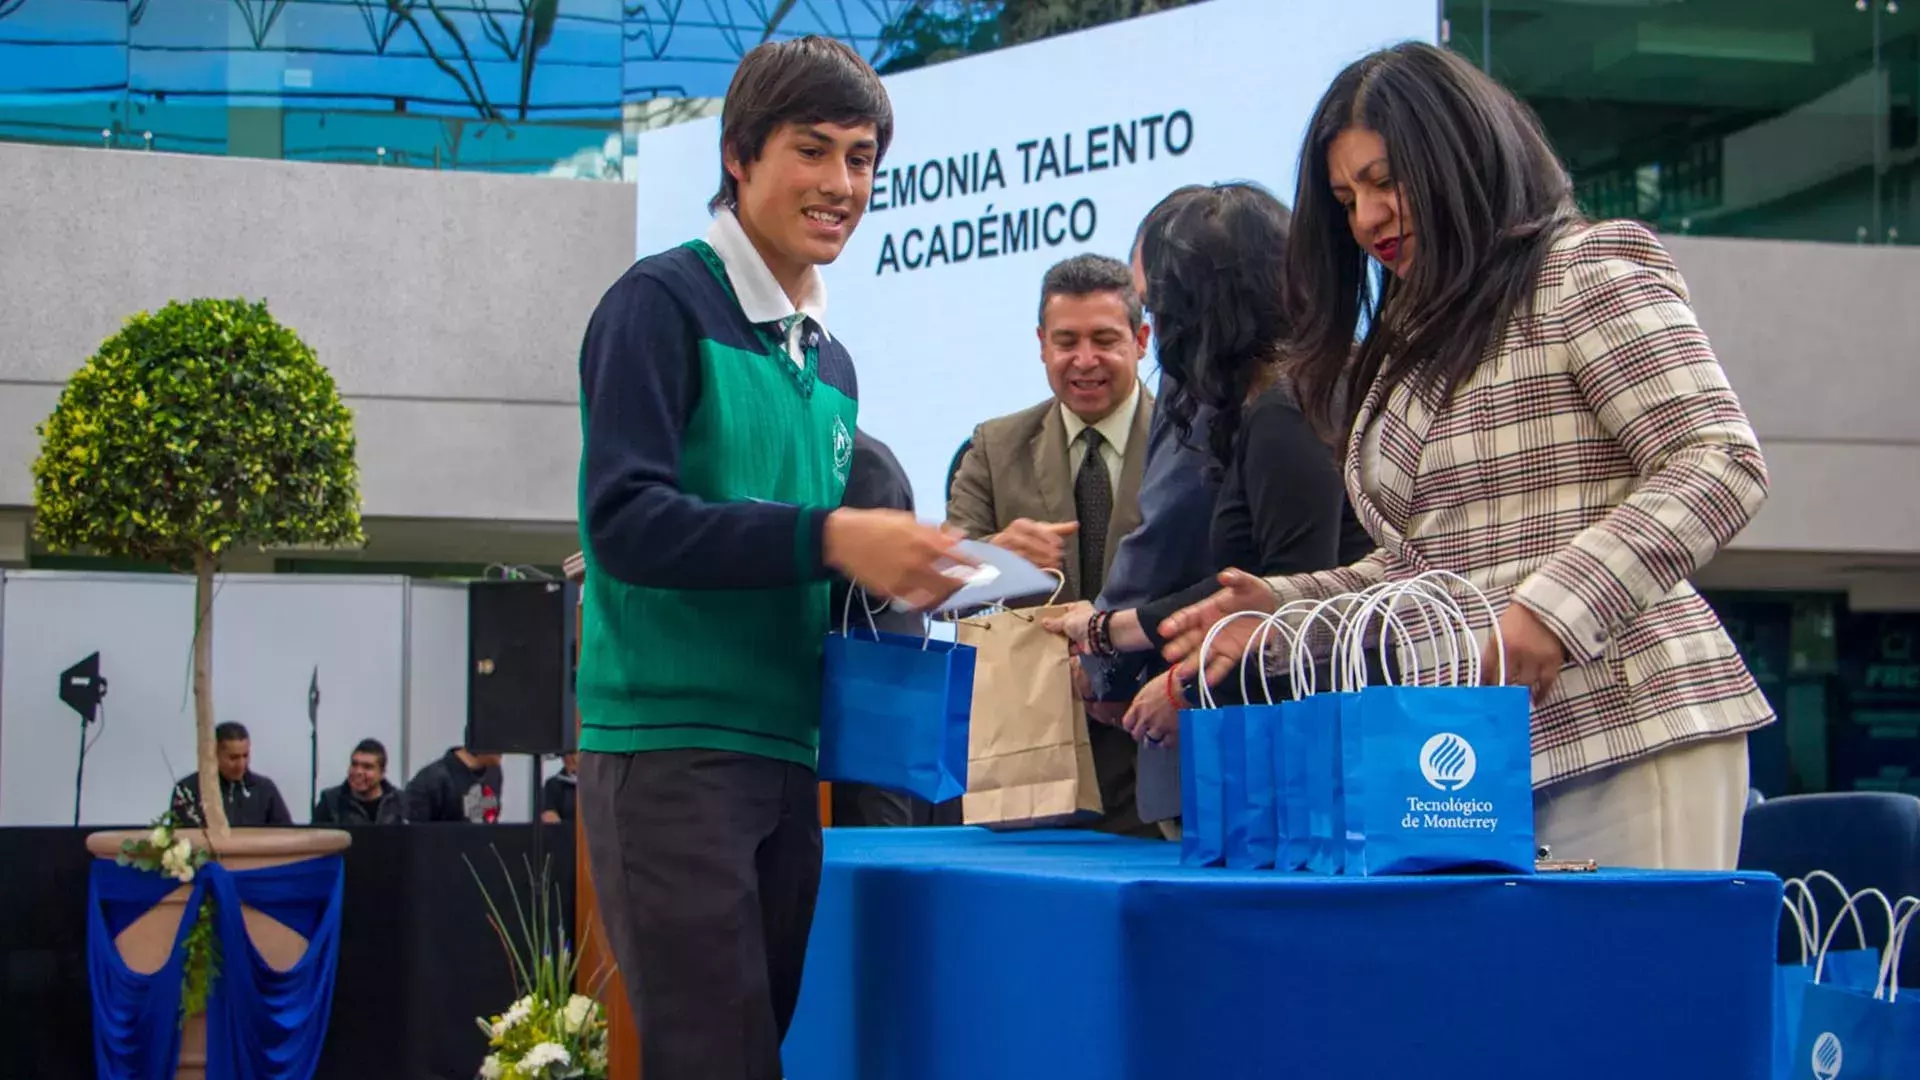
32 298 364 837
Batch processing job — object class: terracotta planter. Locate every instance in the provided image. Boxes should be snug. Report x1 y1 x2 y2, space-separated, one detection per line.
86 827 352 1080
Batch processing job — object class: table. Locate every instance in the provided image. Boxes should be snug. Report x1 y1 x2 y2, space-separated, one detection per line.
783 828 1779 1080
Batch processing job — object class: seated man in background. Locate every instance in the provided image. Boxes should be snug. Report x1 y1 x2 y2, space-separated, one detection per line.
313 737 405 825
169 721 294 827
945 253 1155 837
404 745 504 823
541 753 578 823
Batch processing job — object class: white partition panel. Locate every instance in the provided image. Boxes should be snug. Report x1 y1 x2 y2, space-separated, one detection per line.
1 571 198 826
0 571 429 826
0 570 544 826
211 575 407 823
403 580 470 792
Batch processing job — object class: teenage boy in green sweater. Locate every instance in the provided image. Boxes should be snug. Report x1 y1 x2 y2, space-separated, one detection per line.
574 35 959 1080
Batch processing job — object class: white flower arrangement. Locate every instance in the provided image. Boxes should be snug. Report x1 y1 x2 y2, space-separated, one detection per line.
469 850 609 1080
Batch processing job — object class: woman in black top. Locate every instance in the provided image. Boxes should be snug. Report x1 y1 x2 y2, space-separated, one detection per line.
1051 181 1370 746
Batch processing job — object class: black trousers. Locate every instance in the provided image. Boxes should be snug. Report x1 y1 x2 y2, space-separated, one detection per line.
578 749 822 1080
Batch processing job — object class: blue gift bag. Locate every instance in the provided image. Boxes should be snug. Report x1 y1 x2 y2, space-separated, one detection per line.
1777 963 1816 1080
1338 683 1535 875
1776 952 1889 1080
1222 705 1279 870
1275 699 1314 871
1179 707 1228 867
818 628 975 803
1793 982 1920 1079
1304 693 1348 875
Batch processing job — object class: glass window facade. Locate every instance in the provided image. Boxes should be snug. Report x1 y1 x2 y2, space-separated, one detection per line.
0 0 918 178
1446 0 1917 246
6 2 1914 242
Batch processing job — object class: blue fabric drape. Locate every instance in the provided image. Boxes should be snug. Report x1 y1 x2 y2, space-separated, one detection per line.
88 854 345 1080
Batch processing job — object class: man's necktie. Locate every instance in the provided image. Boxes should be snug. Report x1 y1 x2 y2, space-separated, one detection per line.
1074 429 1112 602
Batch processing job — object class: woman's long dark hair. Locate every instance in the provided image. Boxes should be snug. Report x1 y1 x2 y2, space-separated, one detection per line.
1140 181 1293 472
1287 42 1585 443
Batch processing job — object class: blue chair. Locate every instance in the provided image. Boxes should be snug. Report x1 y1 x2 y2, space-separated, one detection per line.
1738 792 1920 987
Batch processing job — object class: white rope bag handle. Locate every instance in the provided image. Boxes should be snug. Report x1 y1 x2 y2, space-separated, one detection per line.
1339 580 1482 691
1880 898 1920 1002
840 585 941 651
1323 583 1412 693
1814 887 1901 985
1788 871 1871 970
1288 592 1385 699
1384 569 1510 688
1783 876 1835 966
1240 603 1314 706
1344 588 1436 687
1196 610 1283 711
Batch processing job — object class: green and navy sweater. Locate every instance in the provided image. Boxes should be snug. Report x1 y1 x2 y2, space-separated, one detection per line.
576 241 857 767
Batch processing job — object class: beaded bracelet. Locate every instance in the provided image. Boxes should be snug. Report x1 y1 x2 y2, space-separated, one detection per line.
1088 609 1116 658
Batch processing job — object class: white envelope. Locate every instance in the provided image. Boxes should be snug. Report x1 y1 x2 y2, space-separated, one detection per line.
891 539 1057 615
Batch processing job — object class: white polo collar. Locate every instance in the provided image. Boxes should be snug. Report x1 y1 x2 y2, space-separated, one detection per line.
706 210 830 339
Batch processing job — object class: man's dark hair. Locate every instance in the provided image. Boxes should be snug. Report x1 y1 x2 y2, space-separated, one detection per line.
352 738 388 769
710 35 893 212
1037 254 1143 331
214 721 249 744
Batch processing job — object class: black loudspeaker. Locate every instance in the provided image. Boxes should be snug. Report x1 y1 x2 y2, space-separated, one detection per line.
465 579 578 755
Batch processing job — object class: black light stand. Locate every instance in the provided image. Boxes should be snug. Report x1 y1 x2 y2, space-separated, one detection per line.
59 652 107 827
308 666 321 820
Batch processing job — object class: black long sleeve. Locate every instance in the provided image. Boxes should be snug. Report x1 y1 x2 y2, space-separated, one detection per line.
1133 388 1355 649
580 268 830 590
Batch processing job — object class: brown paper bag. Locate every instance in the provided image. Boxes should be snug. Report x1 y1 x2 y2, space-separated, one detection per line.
954 604 1103 828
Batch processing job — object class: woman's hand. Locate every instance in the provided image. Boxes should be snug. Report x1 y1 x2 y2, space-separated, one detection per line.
1042 601 1095 650
1120 673 1182 748
1482 602 1567 702
1156 569 1278 684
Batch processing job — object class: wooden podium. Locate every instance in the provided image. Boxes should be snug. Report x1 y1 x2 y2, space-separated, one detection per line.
566 554 832 1078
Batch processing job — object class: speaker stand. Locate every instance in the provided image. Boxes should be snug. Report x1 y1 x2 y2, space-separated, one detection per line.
530 755 548 885
72 713 90 827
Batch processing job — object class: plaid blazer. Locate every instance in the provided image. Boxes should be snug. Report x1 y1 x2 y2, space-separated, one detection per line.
1264 220 1774 788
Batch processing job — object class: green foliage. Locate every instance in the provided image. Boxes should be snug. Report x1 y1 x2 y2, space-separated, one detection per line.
878 3 1002 74
32 298 363 568
878 0 1201 74
179 898 221 1024
997 0 1200 45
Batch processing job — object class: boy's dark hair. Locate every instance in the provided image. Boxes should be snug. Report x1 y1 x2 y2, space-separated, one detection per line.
710 35 894 212
1037 254 1144 331
214 721 249 744
352 738 388 769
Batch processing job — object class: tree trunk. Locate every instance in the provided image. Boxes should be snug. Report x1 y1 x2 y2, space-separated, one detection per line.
193 550 229 838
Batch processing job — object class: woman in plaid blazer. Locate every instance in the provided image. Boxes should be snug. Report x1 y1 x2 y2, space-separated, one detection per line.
1156 43 1772 870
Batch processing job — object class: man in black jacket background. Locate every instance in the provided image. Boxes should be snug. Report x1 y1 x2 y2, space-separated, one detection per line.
169 721 294 828
313 738 406 825
404 745 505 823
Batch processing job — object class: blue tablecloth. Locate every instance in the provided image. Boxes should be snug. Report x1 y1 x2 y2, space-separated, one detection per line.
784 828 1779 1080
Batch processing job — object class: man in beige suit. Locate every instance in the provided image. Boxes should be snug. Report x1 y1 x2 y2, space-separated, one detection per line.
945 253 1155 836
